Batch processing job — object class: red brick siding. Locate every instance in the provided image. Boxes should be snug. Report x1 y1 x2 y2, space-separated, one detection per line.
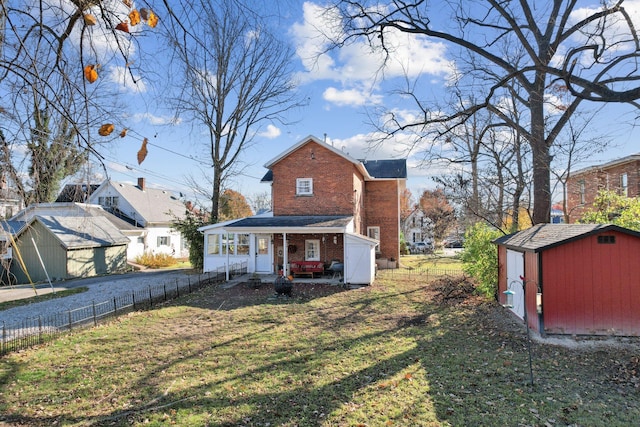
364 180 401 261
271 141 363 217
566 160 640 223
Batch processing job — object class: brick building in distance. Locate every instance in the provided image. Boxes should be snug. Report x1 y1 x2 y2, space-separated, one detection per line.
565 154 640 223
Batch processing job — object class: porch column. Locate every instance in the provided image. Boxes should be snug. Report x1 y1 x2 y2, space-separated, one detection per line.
282 232 288 276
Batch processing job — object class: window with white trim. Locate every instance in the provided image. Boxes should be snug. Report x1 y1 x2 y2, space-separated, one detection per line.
621 173 628 196
157 236 171 247
368 226 381 253
305 239 320 261
296 178 313 195
207 234 220 255
236 234 250 255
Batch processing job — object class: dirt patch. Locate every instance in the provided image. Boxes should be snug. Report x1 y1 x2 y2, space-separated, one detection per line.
186 280 347 310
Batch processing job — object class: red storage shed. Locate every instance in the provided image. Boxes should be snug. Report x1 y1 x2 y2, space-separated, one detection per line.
494 224 640 336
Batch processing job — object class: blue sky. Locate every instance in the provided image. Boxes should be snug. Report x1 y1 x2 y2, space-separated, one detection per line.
90 0 640 209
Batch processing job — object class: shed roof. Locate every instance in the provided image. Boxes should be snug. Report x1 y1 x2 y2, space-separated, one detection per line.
493 223 640 252
31 215 130 249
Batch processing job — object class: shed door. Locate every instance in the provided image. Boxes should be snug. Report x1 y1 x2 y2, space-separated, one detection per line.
506 249 525 319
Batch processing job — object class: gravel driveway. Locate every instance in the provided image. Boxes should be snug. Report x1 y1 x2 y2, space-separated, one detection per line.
0 269 204 328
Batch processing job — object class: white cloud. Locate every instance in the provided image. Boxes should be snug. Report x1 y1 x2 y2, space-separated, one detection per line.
322 87 383 107
106 65 147 93
290 2 455 87
131 112 180 126
258 124 281 139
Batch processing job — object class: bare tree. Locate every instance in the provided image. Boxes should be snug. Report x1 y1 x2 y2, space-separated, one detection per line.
333 0 640 224
0 0 158 204
159 0 306 223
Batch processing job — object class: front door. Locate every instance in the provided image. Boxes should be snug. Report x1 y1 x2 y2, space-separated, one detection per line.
255 235 272 273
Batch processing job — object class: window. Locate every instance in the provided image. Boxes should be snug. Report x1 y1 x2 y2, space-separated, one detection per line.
296 178 313 195
368 226 381 253
579 180 586 204
597 235 616 244
222 234 234 255
305 239 320 261
157 236 171 247
98 196 119 208
621 173 628 196
236 234 250 255
207 234 220 255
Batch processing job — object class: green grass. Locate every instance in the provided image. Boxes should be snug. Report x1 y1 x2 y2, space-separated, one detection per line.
400 253 463 271
0 273 638 426
0 286 87 311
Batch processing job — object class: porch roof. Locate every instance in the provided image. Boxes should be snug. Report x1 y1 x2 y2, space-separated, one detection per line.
204 215 353 234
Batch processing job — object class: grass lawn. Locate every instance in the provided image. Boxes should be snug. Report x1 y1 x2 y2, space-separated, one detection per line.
0 269 638 426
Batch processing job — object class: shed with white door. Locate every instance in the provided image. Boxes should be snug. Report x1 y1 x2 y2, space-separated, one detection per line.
494 223 640 337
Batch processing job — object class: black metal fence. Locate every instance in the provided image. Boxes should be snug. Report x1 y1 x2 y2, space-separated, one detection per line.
1 262 247 356
377 267 464 280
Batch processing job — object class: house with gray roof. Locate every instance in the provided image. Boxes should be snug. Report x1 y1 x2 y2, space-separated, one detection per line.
199 135 407 285
88 178 188 260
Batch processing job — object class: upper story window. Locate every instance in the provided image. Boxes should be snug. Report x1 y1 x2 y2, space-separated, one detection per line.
579 180 586 204
621 173 628 196
296 178 313 196
98 196 119 208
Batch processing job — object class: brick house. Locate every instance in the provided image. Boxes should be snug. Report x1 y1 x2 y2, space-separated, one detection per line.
199 135 407 285
565 154 640 223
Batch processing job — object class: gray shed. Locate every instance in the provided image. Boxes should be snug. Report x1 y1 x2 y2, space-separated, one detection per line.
10 215 129 284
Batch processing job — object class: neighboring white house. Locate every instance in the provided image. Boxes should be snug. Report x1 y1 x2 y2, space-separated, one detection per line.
88 178 188 260
402 208 432 245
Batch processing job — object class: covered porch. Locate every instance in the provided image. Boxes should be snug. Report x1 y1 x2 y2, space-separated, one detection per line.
199 214 378 286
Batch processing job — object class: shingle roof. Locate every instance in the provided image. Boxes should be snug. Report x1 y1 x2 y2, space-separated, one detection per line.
228 215 353 228
493 223 640 252
34 215 130 249
107 181 186 224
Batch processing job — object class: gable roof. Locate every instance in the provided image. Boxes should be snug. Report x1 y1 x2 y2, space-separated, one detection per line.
571 153 640 177
96 180 186 224
260 135 407 182
26 215 129 249
493 223 640 252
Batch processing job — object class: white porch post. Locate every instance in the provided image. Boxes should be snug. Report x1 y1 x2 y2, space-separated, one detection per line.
282 232 288 276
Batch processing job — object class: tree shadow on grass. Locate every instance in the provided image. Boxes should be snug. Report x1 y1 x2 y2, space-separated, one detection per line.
3 278 640 426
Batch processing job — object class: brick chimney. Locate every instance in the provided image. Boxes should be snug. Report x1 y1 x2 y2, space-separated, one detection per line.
137 177 145 190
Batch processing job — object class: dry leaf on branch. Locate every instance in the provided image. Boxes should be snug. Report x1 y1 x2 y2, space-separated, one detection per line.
98 123 114 136
83 14 97 26
129 9 141 26
83 64 98 83
116 22 129 33
137 138 148 164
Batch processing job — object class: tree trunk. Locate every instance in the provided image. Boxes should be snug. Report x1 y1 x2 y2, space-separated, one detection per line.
530 80 551 224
